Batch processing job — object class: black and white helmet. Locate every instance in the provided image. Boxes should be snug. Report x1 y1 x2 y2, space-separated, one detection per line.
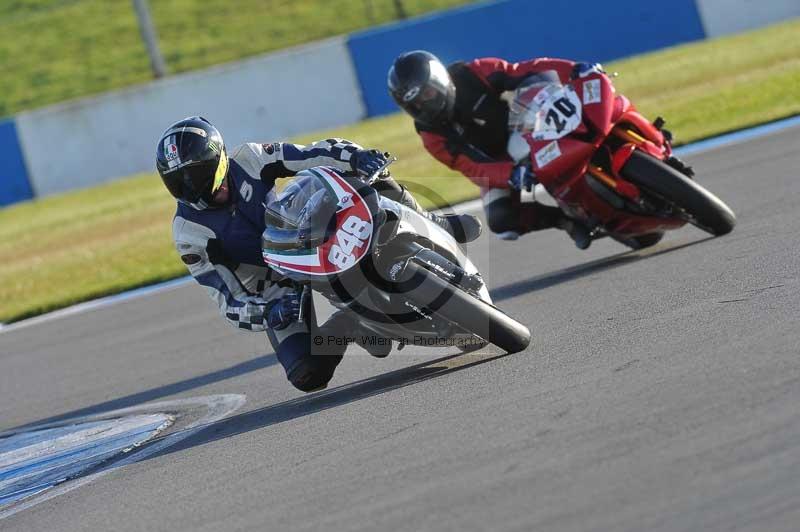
155 116 229 210
388 50 456 125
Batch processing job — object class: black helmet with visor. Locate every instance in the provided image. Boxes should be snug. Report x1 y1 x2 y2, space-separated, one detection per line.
388 50 456 125
156 116 229 210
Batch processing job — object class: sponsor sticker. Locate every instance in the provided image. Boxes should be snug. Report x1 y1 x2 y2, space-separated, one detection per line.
239 181 254 202
164 137 181 169
164 137 179 162
262 142 281 155
534 141 561 168
583 79 602 105
337 193 354 211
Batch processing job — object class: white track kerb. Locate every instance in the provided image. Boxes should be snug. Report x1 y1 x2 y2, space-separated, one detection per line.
0 394 247 520
1 115 798 334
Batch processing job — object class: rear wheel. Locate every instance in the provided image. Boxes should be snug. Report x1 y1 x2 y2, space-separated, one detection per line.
621 151 736 236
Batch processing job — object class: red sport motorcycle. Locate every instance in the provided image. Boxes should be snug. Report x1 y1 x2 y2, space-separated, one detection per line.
507 66 735 248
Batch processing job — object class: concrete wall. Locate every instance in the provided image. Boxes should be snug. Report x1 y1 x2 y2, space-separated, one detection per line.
15 37 364 197
1 0 797 207
695 0 800 37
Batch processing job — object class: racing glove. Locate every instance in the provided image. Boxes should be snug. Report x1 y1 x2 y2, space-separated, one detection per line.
571 62 605 79
266 291 302 330
508 164 537 193
350 149 389 178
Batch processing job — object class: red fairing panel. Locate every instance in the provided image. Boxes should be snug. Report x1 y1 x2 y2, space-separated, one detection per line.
612 95 632 122
620 110 666 147
530 137 595 188
574 73 616 136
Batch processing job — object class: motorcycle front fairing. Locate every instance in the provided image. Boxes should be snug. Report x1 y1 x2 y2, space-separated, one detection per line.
262 168 383 283
320 195 486 338
262 168 491 343
507 71 687 237
375 196 491 304
507 72 614 184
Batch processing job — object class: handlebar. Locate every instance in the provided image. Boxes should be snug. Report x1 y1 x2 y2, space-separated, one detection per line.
366 155 397 185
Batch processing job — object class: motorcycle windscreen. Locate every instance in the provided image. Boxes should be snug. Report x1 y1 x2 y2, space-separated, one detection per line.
262 167 374 277
508 77 583 142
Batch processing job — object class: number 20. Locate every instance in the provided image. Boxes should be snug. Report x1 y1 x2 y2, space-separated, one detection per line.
545 97 577 133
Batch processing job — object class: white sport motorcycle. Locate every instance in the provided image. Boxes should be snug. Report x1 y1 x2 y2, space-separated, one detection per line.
261 164 531 353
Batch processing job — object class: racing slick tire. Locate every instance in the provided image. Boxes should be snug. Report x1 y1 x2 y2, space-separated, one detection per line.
399 260 531 354
612 231 665 250
621 150 736 236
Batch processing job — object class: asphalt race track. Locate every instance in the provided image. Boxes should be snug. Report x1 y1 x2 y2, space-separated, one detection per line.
1 127 799 531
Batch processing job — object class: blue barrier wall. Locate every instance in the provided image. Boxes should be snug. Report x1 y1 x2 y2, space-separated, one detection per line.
0 119 33 207
347 0 707 117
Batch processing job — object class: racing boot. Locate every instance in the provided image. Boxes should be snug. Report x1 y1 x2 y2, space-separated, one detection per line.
381 179 482 243
557 216 592 250
427 210 482 244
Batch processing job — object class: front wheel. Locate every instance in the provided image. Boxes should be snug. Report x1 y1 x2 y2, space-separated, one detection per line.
399 261 531 354
621 151 736 236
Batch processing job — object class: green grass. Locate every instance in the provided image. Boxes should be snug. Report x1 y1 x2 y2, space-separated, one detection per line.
2 18 800 323
0 0 470 117
608 18 800 141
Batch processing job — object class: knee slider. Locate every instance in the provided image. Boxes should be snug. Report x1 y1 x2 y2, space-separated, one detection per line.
287 359 337 392
275 333 341 392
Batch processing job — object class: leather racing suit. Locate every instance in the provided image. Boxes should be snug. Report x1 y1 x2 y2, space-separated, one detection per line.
415 57 576 237
173 138 394 392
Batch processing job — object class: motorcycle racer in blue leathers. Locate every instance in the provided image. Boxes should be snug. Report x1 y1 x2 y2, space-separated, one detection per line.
156 116 481 392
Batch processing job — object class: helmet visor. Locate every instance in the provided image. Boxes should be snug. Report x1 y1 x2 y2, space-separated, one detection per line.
165 151 228 209
394 59 453 124
404 85 445 116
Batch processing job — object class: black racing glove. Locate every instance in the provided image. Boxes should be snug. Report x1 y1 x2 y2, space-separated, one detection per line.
266 291 302 330
508 164 537 193
350 149 389 178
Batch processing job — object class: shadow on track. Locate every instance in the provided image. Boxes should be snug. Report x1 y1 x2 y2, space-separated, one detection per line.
141 350 511 462
491 236 714 303
16 354 279 429
16 238 711 432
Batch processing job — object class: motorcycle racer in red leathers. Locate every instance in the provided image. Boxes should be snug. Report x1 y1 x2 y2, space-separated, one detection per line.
388 50 593 248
